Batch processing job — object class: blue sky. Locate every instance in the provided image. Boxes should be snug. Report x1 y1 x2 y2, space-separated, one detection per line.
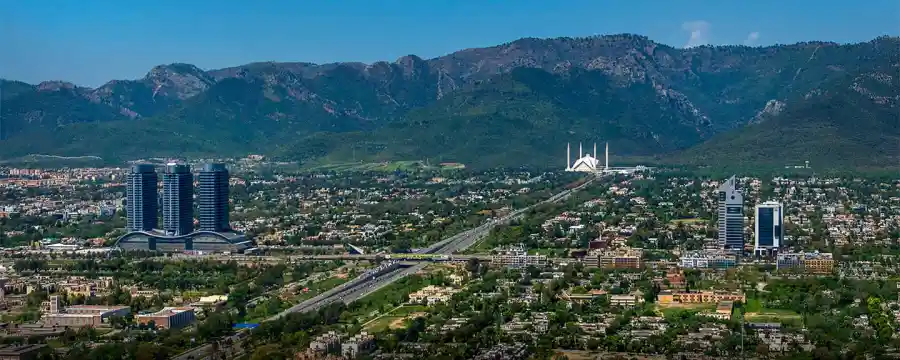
2 0 897 87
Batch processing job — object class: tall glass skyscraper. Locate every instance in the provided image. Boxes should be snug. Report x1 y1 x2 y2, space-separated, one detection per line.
755 201 783 256
126 164 158 232
162 163 194 236
718 176 744 252
198 163 230 232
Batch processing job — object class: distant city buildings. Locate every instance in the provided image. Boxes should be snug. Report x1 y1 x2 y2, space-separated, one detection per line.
777 252 835 274
680 249 738 269
657 291 746 304
718 176 745 252
116 163 252 253
755 201 784 256
584 247 643 269
491 245 548 269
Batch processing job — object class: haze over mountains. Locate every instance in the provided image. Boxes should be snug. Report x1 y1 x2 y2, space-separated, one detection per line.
1 34 897 170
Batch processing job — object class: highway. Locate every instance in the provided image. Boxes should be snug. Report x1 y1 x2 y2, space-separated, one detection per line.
152 252 493 264
173 175 595 360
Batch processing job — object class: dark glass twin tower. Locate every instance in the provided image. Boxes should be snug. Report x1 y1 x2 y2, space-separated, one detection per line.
125 163 230 235
162 164 194 236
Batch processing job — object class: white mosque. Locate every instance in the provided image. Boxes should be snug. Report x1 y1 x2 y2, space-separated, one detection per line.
565 142 606 173
564 142 649 174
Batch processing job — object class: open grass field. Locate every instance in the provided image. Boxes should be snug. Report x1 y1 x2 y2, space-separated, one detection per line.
364 315 406 333
362 304 429 333
656 303 716 317
745 309 802 321
741 298 802 324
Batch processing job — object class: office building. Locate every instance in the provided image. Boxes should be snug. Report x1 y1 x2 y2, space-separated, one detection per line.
162 163 193 236
777 252 834 274
43 304 131 328
117 163 252 253
198 163 230 232
755 201 784 256
136 307 196 329
126 164 158 232
490 245 548 269
680 250 738 269
718 176 744 252
609 293 643 307
657 291 745 304
0 344 47 360
594 247 643 269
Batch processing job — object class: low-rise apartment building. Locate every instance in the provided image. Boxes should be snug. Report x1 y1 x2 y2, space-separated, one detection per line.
657 291 745 304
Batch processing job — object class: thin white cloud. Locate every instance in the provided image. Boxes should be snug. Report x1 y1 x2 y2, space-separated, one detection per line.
682 20 711 48
744 31 760 46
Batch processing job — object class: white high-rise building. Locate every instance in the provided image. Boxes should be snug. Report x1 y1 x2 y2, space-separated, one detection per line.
754 201 783 256
718 176 744 252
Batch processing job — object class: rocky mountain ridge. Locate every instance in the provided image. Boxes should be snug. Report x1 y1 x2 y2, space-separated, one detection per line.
1 34 897 169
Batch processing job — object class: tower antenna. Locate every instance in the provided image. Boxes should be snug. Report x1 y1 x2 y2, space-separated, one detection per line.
566 143 571 170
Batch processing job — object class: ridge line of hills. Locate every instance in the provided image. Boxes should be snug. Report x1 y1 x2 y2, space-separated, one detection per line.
1 33 898 170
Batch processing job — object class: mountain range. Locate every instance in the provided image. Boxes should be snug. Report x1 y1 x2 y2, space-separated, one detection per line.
1 34 898 170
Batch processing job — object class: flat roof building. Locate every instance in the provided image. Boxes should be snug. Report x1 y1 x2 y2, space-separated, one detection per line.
658 291 745 304
0 344 47 360
595 247 643 269
491 245 548 269
777 252 834 274
136 307 196 330
43 305 130 328
680 250 738 269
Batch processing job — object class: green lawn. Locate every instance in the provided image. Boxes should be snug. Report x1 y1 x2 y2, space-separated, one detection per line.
657 303 716 317
744 307 802 326
294 276 350 302
364 316 405 333
362 304 429 333
743 298 764 313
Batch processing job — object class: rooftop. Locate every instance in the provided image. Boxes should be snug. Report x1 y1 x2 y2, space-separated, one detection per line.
137 307 195 317
0 344 46 355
